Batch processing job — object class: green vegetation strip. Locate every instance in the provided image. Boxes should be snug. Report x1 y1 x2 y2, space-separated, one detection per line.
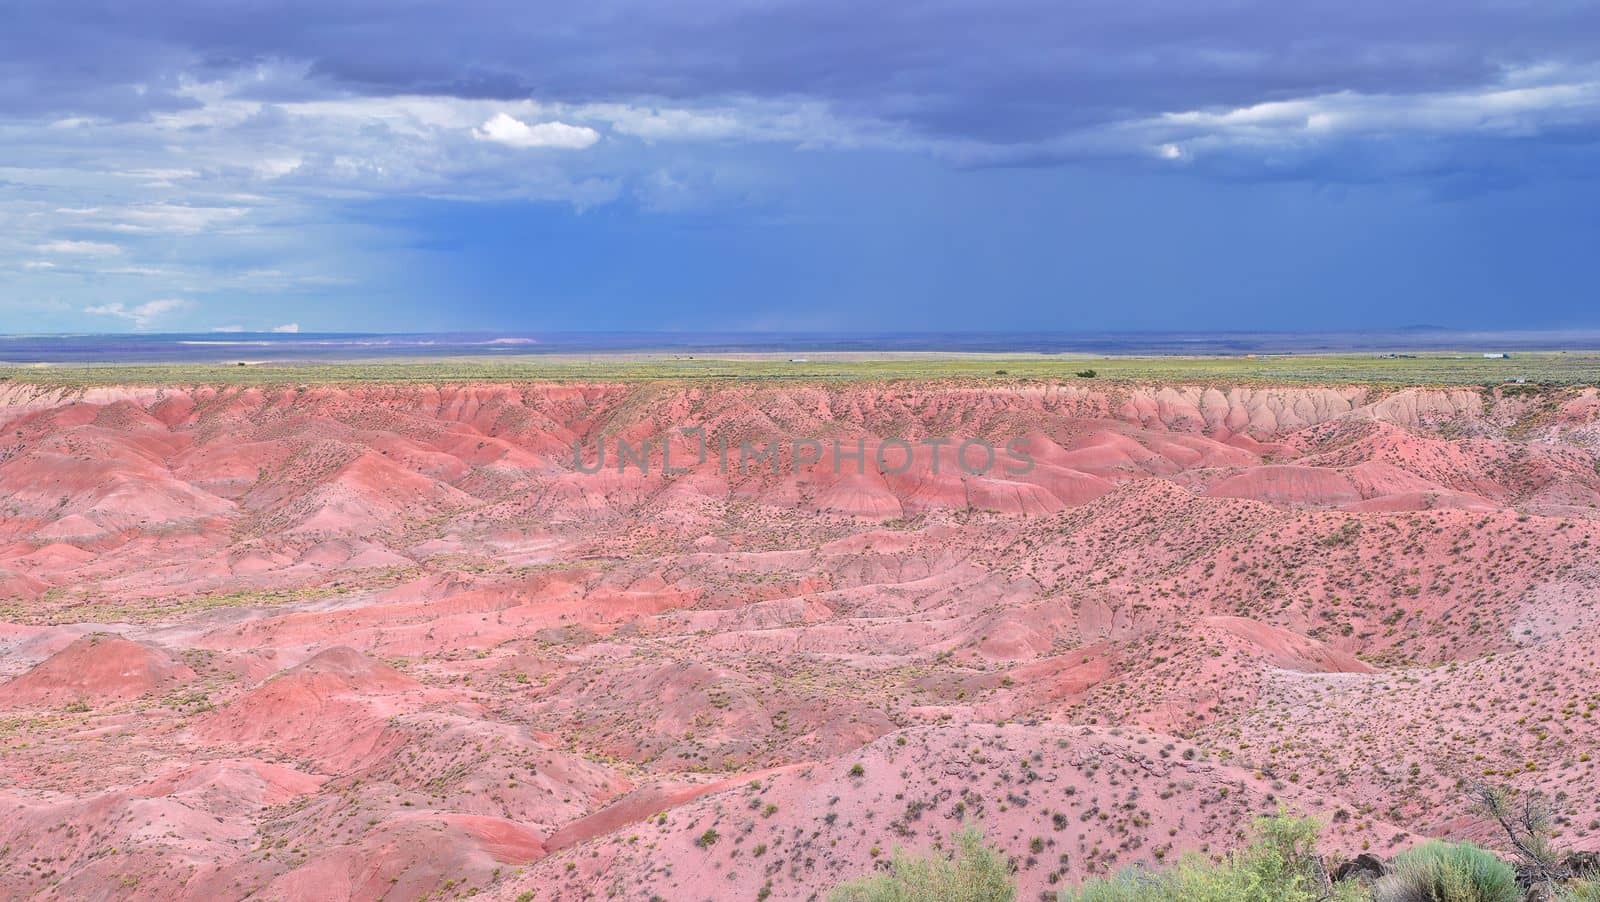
2 351 1599 387
0 586 346 626
830 814 1600 902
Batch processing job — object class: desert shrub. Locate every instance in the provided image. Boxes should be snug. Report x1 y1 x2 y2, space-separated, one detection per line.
829 826 1014 902
1471 783 1566 891
1060 815 1359 902
1560 878 1600 902
1075 369 1098 378
1058 868 1171 902
1375 841 1518 902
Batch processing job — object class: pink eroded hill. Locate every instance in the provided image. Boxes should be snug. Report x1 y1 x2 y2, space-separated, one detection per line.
0 633 195 705
1 379 1598 899
194 645 455 770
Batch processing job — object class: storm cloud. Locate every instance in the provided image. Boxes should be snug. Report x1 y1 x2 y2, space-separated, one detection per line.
3 0 1600 332
5 1 1599 142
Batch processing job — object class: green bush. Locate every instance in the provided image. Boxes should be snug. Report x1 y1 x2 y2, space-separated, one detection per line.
829 826 1015 902
1059 869 1168 902
1059 815 1362 902
1560 877 1600 901
1375 841 1519 902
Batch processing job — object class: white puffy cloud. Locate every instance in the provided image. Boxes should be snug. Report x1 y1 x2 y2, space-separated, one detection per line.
271 322 300 333
83 297 191 328
472 113 600 149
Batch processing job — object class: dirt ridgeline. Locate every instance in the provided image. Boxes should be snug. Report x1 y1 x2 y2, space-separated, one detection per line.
0 380 1598 900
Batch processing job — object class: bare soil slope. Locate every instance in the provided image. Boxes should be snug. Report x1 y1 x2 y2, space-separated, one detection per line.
1 380 1598 900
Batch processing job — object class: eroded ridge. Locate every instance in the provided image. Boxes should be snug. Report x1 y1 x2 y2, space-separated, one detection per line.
2 380 1598 899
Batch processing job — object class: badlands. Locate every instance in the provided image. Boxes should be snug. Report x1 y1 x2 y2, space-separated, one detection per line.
2 379 1600 900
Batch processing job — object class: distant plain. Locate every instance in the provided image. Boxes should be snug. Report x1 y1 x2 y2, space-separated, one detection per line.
4 350 1600 386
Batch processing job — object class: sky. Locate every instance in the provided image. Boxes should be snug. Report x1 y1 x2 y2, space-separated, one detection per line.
3 1 1600 335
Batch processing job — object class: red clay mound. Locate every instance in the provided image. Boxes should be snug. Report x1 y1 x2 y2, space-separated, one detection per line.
356 713 632 829
1341 489 1498 512
1207 464 1363 506
543 765 806 852
814 472 904 518
0 567 48 599
1202 615 1374 674
0 634 194 706
283 452 477 535
255 813 546 901
195 646 439 770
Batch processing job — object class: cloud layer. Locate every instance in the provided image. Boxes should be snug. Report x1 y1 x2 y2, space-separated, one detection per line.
83 298 191 329
2 0 1598 331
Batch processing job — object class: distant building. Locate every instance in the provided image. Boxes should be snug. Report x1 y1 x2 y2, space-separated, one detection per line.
789 358 809 363
1483 352 1510 359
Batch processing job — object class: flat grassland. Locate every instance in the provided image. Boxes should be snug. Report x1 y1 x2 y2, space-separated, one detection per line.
3 350 1599 386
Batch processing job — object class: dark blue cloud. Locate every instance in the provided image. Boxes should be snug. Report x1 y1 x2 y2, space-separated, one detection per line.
7 0 1600 144
6 0 1600 334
